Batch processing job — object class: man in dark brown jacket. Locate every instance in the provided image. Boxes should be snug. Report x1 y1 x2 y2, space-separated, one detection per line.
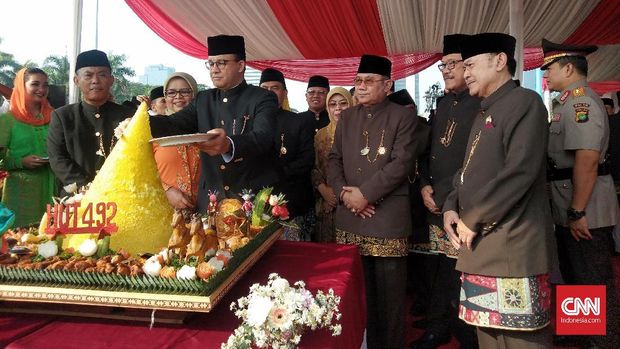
443 33 554 348
328 54 417 349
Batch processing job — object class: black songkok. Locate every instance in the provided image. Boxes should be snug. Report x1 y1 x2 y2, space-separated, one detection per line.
149 86 164 100
307 75 329 90
461 33 516 60
75 49 111 72
357 54 392 78
207 35 246 61
388 89 415 107
260 68 286 89
443 34 469 56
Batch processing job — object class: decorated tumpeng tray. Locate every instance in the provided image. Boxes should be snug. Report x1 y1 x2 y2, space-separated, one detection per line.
0 222 282 314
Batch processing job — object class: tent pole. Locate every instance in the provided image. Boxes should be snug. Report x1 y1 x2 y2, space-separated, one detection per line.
509 0 524 81
69 0 83 104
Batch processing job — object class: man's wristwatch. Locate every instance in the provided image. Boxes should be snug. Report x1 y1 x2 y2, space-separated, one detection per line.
567 207 586 221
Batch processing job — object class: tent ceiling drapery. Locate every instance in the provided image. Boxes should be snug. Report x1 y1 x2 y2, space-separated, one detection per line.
126 0 620 90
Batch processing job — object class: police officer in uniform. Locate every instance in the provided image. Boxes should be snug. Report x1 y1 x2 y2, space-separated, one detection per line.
47 50 134 195
328 54 417 349
413 34 479 349
149 35 279 212
298 75 330 133
443 33 554 349
259 68 315 241
542 38 620 348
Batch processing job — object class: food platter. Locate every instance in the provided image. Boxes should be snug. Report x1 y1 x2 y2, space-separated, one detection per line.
149 132 219 147
0 224 282 316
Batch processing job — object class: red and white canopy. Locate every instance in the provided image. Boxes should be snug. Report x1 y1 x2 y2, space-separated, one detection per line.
126 0 620 91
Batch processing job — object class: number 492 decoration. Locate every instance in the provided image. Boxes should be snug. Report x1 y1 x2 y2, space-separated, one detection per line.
44 201 118 239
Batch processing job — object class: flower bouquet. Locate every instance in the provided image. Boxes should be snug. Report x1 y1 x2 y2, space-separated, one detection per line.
222 273 342 349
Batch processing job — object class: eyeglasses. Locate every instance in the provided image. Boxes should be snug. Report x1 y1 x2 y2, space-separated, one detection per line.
438 60 463 71
165 88 193 98
205 59 237 70
306 89 327 95
353 77 386 86
328 100 350 108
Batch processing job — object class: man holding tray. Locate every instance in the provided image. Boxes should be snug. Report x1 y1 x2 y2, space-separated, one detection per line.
150 35 279 212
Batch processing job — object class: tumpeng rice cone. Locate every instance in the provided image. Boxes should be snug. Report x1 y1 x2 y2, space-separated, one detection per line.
63 102 173 254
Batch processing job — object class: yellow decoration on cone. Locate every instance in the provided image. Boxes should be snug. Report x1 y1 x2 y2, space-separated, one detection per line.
64 102 173 254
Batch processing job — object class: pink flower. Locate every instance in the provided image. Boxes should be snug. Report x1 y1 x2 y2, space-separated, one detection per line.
271 204 289 220
268 306 291 329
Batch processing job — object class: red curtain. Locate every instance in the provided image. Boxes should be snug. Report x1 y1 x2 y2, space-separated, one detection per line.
589 82 620 95
523 47 544 71
564 0 620 45
249 53 440 85
266 0 387 59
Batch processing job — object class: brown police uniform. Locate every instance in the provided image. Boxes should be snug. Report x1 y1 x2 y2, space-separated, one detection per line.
548 79 620 348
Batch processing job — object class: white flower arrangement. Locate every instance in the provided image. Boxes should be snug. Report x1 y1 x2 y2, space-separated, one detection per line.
222 273 342 349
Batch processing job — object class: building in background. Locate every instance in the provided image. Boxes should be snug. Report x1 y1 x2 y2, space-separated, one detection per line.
139 64 175 85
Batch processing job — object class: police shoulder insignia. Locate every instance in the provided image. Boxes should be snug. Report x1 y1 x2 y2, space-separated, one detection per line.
573 102 590 108
574 107 589 123
559 90 570 103
572 87 585 97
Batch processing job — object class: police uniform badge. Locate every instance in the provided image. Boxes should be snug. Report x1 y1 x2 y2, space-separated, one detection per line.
574 105 589 123
551 113 561 122
572 87 585 97
559 90 570 104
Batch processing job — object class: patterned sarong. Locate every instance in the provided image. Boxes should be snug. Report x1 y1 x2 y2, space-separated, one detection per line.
459 273 551 331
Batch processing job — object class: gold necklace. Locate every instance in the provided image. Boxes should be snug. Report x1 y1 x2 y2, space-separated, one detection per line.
460 130 481 184
439 118 457 147
227 115 250 135
96 131 115 159
279 133 287 156
360 130 386 163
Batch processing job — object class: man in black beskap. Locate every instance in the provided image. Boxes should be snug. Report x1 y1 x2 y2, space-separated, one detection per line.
298 75 330 134
259 68 315 241
149 35 279 212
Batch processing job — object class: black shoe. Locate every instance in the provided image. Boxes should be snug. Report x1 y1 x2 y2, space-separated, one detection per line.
409 332 450 349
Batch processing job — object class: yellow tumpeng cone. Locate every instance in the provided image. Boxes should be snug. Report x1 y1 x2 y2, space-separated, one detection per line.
63 102 173 254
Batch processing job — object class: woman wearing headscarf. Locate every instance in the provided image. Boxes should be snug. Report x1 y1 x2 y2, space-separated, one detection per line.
312 87 352 242
0 68 56 227
153 72 201 209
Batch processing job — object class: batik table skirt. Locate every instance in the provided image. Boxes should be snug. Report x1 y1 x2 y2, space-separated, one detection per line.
459 273 551 331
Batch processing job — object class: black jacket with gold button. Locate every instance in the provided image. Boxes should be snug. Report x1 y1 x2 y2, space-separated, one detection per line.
150 80 279 212
273 108 315 218
419 89 480 223
47 101 134 195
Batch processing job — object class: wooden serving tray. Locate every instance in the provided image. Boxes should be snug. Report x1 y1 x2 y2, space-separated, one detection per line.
0 226 282 316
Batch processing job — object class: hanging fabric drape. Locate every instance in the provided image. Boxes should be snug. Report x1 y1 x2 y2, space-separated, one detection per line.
125 0 620 92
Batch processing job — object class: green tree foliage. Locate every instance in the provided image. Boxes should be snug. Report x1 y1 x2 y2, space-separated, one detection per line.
0 40 155 105
0 54 19 88
108 53 136 103
42 55 70 86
